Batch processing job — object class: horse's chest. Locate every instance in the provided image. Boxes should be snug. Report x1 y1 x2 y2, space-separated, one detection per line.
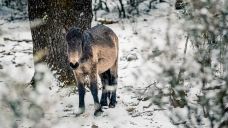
74 65 91 85
77 64 91 74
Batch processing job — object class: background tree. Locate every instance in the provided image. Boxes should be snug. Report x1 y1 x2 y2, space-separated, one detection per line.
143 0 228 127
28 0 93 86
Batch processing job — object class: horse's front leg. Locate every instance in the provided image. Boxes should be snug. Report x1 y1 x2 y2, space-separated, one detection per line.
90 68 103 116
77 82 85 115
75 74 86 116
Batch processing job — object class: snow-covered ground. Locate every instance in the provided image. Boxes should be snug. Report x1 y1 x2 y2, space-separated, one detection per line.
0 1 190 128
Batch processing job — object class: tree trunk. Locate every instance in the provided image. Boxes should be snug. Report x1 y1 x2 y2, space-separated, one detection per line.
118 0 126 18
28 0 93 86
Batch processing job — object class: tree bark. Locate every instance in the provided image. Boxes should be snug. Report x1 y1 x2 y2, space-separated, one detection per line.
28 0 93 86
118 0 126 18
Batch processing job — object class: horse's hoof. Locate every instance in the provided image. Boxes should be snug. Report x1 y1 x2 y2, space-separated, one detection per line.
75 107 85 116
94 108 103 116
100 101 108 107
109 102 116 108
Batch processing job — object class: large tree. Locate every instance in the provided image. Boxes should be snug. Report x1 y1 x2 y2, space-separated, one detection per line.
28 0 93 86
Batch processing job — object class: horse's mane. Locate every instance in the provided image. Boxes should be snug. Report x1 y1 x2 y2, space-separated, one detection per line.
66 27 82 42
66 27 93 62
81 31 93 62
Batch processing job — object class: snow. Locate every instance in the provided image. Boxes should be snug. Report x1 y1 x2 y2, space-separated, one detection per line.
0 1 203 128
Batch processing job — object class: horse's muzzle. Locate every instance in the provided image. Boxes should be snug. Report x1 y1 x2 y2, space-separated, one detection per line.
69 62 79 69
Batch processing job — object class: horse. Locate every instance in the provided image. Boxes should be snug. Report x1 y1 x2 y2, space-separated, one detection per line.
65 24 118 116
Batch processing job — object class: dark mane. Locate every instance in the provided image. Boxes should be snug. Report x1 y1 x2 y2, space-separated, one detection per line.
65 27 93 62
66 27 82 42
81 31 93 62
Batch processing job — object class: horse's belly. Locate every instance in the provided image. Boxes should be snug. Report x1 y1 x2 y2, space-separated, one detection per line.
97 48 117 74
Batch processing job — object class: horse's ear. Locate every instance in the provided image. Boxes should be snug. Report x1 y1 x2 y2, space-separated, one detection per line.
81 32 93 62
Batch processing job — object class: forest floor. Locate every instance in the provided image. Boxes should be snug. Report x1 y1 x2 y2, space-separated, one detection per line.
0 1 190 128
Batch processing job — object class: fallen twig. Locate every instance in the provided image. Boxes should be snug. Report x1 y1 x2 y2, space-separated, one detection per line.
97 18 118 24
4 37 32 43
202 85 221 90
143 81 158 93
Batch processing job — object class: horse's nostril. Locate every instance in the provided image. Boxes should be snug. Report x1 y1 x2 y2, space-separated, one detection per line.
69 62 74 68
69 62 79 69
75 62 79 68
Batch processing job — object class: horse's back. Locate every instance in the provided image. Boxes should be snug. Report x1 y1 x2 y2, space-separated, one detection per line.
89 24 118 74
89 24 118 47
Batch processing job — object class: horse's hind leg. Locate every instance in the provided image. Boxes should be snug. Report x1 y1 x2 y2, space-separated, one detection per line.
100 59 118 108
100 71 110 107
108 60 118 108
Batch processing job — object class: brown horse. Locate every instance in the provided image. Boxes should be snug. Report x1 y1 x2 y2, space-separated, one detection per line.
65 24 118 116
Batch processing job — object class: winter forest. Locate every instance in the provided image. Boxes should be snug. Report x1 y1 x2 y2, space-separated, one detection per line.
0 0 227 128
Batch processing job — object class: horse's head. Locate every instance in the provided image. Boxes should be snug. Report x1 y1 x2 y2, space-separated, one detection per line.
65 28 83 70
66 27 93 70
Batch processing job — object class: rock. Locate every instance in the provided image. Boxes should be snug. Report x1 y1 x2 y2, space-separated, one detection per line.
0 64 3 69
15 63 24 67
91 124 98 128
127 53 138 61
126 107 136 112
175 0 185 10
63 108 72 112
66 104 73 108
